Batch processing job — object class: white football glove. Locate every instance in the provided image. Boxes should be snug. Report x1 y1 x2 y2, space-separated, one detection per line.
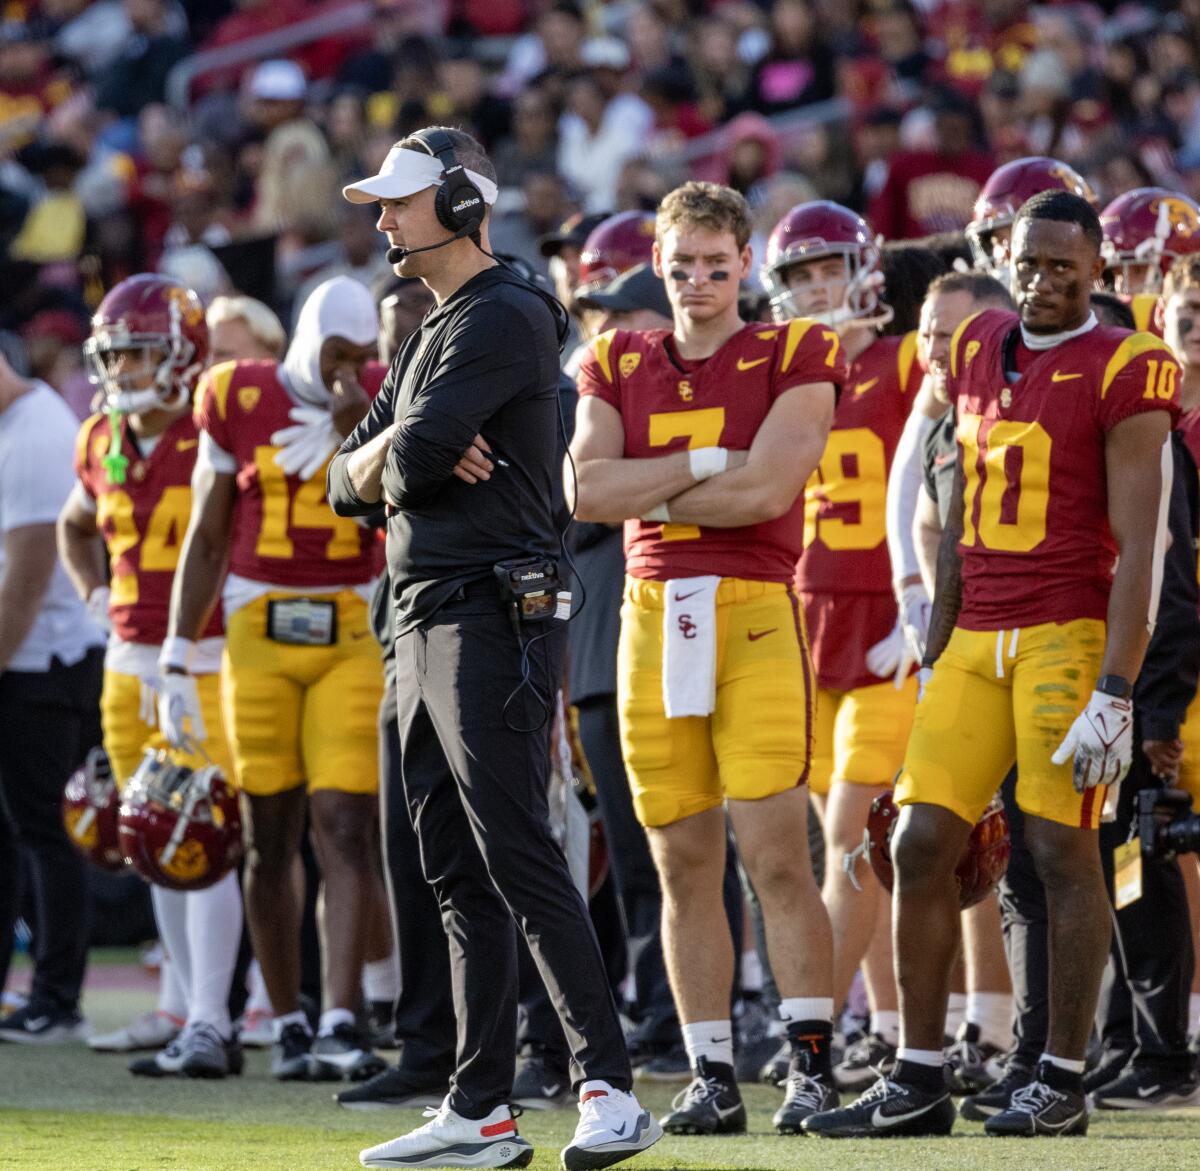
898 582 931 665
86 585 112 634
1051 690 1134 793
156 672 206 748
865 617 917 688
271 406 339 481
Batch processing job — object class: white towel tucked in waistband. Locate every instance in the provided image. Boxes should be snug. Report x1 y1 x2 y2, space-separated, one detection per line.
662 576 720 718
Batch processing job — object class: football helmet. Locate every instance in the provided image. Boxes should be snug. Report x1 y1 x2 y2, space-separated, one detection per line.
61 746 126 872
576 211 657 299
1101 187 1200 295
761 201 888 328
863 791 1011 910
84 274 208 415
968 156 1097 282
117 750 242 891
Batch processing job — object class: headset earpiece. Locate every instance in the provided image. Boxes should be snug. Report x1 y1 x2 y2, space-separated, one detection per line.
412 128 486 237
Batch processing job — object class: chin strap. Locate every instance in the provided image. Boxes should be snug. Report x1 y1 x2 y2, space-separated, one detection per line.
101 408 129 485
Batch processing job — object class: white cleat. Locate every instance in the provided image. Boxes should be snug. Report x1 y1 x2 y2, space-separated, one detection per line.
237 1008 275 1049
359 1097 533 1168
561 1084 663 1171
87 1010 182 1052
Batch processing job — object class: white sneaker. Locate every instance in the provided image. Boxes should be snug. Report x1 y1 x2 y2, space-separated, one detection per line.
359 1097 533 1168
87 1010 182 1052
561 1084 663 1171
237 1008 275 1049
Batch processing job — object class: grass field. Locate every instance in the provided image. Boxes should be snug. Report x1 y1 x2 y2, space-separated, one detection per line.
3 954 1200 1170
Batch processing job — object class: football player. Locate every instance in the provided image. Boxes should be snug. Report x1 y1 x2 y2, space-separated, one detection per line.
565 211 658 373
206 295 286 365
163 276 387 1081
900 271 1021 1101
1101 187 1200 332
56 274 243 1077
1157 256 1200 1050
572 180 844 1134
967 157 1096 290
806 190 1179 1138
760 200 922 1081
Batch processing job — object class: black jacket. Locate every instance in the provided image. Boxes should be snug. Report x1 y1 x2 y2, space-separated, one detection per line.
1136 432 1200 742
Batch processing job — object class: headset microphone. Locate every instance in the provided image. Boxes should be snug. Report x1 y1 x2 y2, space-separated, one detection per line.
386 222 476 265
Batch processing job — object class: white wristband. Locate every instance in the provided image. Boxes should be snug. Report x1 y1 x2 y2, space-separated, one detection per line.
159 636 195 672
688 446 728 481
642 502 671 523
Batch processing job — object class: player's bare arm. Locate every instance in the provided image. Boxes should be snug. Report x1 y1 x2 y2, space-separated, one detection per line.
167 463 236 647
922 460 965 666
569 394 728 521
664 381 834 528
57 492 107 599
913 486 942 593
1101 410 1174 681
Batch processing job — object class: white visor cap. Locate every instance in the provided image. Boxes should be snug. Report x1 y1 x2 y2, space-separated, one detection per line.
342 146 499 207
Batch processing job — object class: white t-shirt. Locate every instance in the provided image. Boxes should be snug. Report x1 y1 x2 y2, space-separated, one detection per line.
0 381 104 671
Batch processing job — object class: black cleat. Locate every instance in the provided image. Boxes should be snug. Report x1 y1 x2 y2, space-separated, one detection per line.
271 1021 314 1081
774 1070 839 1133
335 1064 448 1110
803 1074 956 1138
310 1022 385 1082
1090 1065 1200 1111
512 1045 572 1110
984 1066 1088 1137
945 1023 1003 1096
660 1058 746 1135
959 1059 1033 1120
834 1032 896 1092
758 1038 791 1086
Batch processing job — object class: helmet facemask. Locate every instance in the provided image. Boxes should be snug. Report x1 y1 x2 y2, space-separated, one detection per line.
84 295 199 415
763 241 891 330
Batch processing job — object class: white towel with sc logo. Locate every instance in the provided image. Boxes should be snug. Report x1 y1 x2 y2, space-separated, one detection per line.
662 576 721 718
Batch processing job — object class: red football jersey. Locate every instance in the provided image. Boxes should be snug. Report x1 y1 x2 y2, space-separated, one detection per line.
576 318 846 582
948 309 1181 630
796 332 921 689
194 360 376 587
75 411 223 645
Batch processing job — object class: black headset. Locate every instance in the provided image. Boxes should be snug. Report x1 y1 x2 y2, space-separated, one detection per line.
410 128 487 238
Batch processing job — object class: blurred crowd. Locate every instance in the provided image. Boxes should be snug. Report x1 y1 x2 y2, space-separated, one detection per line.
8 0 1200 411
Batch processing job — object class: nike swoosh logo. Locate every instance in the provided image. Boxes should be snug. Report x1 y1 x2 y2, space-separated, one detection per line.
541 1083 565 1097
747 628 777 641
24 1017 51 1031
1137 1085 1162 1099
708 1036 731 1044
1051 371 1082 382
854 377 879 396
871 1098 945 1128
715 1102 742 1120
674 589 703 601
737 357 768 371
176 439 198 451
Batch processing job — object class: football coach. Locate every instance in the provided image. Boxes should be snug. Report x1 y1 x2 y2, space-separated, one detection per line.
327 127 660 1171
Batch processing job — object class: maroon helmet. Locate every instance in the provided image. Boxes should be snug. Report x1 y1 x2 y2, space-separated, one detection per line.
967 156 1097 280
62 747 126 872
1101 187 1200 294
761 201 887 327
117 751 243 891
865 791 1010 910
84 274 208 415
576 211 657 299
